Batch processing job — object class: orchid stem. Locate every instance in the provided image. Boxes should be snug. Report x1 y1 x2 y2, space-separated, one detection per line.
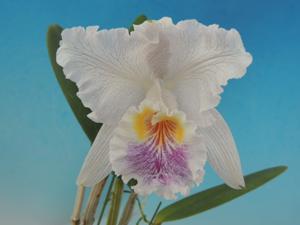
106 177 124 225
149 202 162 225
82 178 107 225
136 197 149 223
97 175 116 225
71 185 85 225
136 217 143 225
118 192 137 225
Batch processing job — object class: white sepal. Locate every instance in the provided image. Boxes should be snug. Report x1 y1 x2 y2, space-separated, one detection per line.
77 124 115 186
200 109 245 189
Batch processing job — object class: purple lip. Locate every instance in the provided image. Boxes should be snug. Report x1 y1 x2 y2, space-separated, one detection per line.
126 137 192 186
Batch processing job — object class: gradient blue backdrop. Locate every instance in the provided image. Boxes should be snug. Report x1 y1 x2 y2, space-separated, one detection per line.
0 0 299 224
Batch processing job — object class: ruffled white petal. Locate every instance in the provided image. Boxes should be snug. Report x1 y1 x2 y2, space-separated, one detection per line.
77 124 114 186
133 18 252 123
133 18 174 79
57 26 154 124
200 109 245 189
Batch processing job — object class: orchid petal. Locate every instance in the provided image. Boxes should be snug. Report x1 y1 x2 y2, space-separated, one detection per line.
200 109 245 189
133 18 252 123
169 20 252 115
77 124 115 186
56 26 153 124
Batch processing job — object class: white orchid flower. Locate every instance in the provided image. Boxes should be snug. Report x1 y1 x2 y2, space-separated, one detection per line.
56 17 252 199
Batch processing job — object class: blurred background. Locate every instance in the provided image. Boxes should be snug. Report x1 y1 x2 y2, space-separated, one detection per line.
0 0 299 224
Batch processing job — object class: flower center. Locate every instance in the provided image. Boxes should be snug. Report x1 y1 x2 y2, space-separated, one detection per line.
133 107 185 150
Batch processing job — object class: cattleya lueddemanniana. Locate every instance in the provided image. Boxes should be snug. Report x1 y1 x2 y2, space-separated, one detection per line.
56 17 252 199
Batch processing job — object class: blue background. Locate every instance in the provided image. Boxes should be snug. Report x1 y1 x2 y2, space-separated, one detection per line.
0 0 299 224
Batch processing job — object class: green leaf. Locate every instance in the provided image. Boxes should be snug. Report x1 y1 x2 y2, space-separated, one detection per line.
47 25 101 142
154 166 287 224
129 14 148 33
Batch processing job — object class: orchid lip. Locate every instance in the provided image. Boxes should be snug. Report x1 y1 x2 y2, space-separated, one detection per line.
109 97 207 199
